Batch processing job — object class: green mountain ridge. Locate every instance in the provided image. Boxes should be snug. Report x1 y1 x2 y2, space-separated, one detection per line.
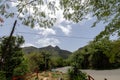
22 45 72 59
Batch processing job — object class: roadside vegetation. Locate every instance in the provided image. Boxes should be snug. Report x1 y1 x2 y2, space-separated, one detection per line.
0 36 71 80
1 36 120 80
70 38 120 70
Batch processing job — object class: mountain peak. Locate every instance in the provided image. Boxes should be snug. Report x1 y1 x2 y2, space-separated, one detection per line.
23 45 71 59
47 45 53 48
45 45 60 50
55 46 60 50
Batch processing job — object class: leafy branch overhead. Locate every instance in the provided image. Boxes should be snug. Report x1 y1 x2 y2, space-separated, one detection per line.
0 0 57 28
0 0 120 40
60 0 120 40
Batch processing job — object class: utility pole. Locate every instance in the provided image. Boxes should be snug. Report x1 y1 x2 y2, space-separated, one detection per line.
0 20 17 73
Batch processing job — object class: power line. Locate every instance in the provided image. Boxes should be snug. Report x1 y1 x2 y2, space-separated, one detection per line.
16 31 94 40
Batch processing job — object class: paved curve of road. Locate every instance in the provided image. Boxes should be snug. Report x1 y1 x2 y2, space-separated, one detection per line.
53 66 120 80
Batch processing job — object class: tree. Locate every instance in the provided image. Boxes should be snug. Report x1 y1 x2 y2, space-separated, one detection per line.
41 52 51 71
70 51 84 69
69 38 120 69
68 67 87 80
88 39 112 69
90 50 110 69
50 56 64 68
60 0 120 40
108 40 120 68
25 52 43 72
26 52 51 72
13 57 29 76
69 46 91 69
68 51 87 80
0 36 24 80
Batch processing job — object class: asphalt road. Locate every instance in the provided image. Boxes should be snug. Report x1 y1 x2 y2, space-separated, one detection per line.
54 66 120 80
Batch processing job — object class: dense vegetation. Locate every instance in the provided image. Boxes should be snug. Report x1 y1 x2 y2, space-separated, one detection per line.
25 51 69 72
0 36 71 80
0 36 28 80
23 45 71 72
70 38 120 70
1 37 120 80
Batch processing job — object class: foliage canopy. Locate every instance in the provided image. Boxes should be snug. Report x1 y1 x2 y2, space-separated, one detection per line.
0 0 120 40
60 0 120 40
0 0 57 28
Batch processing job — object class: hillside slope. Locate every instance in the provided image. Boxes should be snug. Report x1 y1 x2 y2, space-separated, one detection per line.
22 45 72 59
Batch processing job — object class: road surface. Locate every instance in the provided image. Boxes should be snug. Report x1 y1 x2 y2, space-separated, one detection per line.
54 67 120 80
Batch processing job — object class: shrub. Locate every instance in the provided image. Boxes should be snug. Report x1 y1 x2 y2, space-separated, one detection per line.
0 71 6 80
68 67 87 80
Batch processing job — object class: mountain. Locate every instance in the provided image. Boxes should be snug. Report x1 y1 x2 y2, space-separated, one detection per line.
22 45 72 59
23 46 38 53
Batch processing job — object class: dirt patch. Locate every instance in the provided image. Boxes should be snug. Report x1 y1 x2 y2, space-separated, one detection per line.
24 71 68 80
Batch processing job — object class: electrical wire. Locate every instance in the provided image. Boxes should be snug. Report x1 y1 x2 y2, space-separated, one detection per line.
16 31 94 40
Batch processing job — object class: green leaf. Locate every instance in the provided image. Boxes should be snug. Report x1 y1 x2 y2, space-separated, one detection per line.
41 12 46 18
9 13 14 17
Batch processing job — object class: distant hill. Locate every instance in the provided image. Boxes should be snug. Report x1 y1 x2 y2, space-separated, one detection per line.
22 45 72 59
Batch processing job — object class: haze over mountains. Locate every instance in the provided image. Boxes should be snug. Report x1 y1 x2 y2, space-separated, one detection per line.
22 45 72 59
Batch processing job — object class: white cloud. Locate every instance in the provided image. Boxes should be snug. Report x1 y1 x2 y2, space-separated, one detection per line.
85 14 92 20
52 9 72 35
34 26 56 36
58 25 72 36
40 28 56 36
21 43 36 47
33 8 72 36
11 1 18 7
36 38 60 47
55 9 64 24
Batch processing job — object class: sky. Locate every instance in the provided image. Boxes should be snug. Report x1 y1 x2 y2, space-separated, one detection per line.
0 0 105 52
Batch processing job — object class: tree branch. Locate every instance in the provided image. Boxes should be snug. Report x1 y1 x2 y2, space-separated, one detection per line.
17 0 37 18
